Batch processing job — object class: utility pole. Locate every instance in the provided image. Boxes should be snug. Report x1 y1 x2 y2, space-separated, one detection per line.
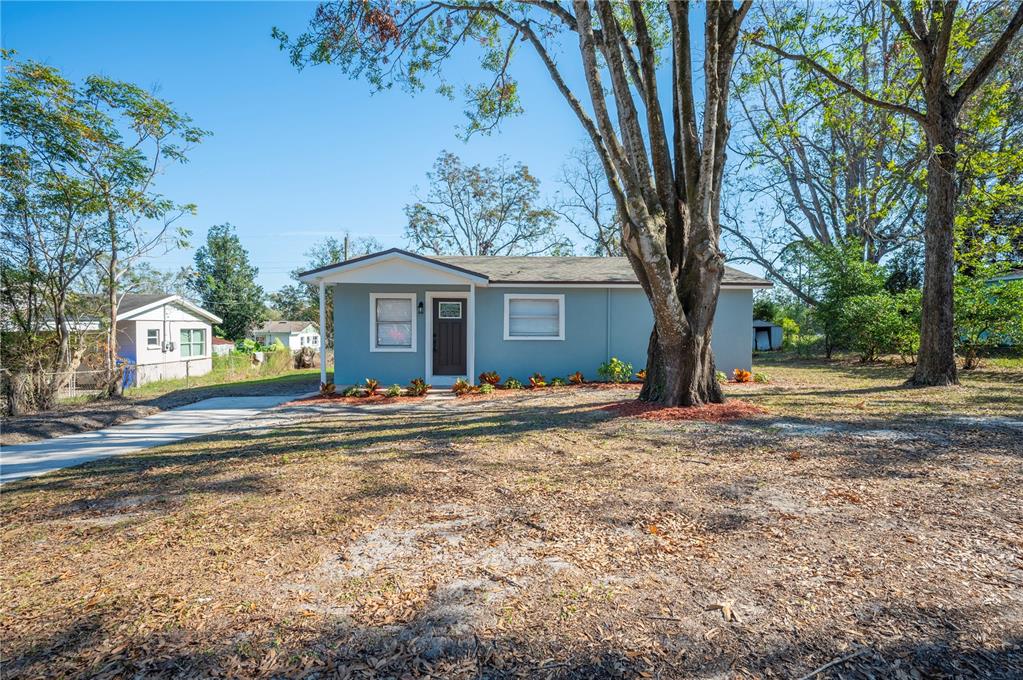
343 235 349 261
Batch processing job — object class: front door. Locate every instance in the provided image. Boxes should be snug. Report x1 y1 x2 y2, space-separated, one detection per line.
433 298 467 376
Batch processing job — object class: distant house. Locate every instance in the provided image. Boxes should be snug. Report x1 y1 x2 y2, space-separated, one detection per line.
297 248 771 387
251 321 320 351
69 294 221 388
752 320 783 351
211 336 235 356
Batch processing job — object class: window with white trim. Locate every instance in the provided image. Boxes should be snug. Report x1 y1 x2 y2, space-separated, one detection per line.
504 294 565 340
370 293 416 351
180 328 205 357
147 329 160 347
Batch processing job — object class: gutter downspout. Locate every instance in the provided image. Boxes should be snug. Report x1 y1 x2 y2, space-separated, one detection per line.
606 288 612 362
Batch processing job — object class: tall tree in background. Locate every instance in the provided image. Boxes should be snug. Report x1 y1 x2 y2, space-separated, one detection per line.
753 1 1023 386
189 224 265 340
278 1 753 405
272 233 382 345
727 1 925 303
555 146 622 256
1 57 106 410
405 151 569 256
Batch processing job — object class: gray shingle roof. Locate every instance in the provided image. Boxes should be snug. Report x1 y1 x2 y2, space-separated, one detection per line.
298 248 771 287
434 255 771 286
118 294 176 315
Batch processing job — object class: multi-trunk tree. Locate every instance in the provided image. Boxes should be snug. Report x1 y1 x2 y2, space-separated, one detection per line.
752 0 1023 386
277 1 753 405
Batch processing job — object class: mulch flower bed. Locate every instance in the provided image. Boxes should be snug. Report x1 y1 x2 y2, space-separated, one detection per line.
601 398 767 422
457 382 643 398
286 394 427 406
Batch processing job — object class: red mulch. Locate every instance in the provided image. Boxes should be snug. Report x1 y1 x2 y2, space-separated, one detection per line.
285 394 427 406
601 398 767 422
458 382 643 399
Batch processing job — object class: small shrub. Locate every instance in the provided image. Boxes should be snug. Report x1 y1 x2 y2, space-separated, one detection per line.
478 371 501 385
568 371 585 385
407 378 430 396
635 369 647 382
753 372 770 384
342 385 361 397
529 372 547 388
733 368 752 383
320 382 336 396
385 384 402 398
549 377 565 387
364 378 380 395
452 378 473 395
479 383 495 394
598 357 633 383
504 377 523 390
715 371 728 383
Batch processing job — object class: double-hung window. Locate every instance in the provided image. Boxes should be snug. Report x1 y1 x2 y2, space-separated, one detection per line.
370 293 416 352
180 329 206 357
504 294 565 340
147 329 161 348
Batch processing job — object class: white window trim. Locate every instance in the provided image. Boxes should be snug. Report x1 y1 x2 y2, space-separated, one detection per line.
503 293 565 341
369 292 417 353
147 328 161 347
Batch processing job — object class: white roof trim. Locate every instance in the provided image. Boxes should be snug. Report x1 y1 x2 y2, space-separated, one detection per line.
119 295 222 324
298 249 489 285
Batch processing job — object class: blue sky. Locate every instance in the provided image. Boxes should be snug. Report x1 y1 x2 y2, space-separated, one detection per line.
3 1 713 292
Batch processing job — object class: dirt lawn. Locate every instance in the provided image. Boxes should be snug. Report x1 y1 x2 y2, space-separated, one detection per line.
2 360 1021 678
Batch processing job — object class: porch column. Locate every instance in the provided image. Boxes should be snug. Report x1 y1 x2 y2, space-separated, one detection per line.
468 282 476 384
318 279 327 388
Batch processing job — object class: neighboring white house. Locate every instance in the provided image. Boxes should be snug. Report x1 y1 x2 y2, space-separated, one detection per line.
251 321 320 351
108 294 222 387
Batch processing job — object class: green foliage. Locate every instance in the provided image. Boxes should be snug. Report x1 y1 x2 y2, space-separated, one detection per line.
233 338 260 354
597 357 633 384
529 372 546 388
385 384 402 398
753 372 771 384
478 382 495 394
188 224 265 340
342 385 361 397
503 377 523 390
954 272 1023 369
779 318 801 350
805 240 888 356
752 296 779 323
262 346 294 375
407 378 430 396
549 377 565 387
835 290 920 363
715 371 728 383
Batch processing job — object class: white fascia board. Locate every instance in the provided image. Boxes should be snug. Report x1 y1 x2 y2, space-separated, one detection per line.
299 251 487 285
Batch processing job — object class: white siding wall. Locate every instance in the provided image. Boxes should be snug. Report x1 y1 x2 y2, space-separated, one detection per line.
123 304 213 387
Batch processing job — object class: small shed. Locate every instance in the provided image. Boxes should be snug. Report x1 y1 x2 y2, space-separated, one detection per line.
752 320 783 351
212 337 235 356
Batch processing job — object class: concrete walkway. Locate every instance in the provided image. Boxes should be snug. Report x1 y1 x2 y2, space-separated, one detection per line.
0 395 303 485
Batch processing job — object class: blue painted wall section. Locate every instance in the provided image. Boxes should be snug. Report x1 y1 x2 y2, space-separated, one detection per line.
332 284 754 385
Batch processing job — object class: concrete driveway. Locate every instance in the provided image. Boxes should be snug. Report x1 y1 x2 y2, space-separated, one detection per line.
0 395 302 485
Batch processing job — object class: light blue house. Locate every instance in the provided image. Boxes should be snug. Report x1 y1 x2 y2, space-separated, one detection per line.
298 249 772 387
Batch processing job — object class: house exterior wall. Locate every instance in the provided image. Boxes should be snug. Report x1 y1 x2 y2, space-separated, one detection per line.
253 329 319 351
332 284 754 386
121 305 213 387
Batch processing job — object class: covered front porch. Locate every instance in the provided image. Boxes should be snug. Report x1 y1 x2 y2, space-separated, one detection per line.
299 250 487 388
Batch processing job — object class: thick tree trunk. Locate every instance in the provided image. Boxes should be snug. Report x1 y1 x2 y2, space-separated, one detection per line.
910 114 959 386
639 323 722 405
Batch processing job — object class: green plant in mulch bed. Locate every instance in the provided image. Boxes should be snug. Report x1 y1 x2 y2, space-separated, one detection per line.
385 384 402 397
529 372 547 388
479 383 495 394
549 377 565 387
504 377 524 390
407 378 430 396
598 357 633 384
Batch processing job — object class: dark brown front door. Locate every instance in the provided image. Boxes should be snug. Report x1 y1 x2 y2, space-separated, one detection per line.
433 298 467 376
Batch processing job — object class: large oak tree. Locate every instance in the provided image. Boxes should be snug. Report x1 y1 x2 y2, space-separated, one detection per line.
753 0 1023 386
277 0 753 405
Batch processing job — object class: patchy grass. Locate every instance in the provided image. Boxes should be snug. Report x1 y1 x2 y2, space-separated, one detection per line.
1 361 1021 678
